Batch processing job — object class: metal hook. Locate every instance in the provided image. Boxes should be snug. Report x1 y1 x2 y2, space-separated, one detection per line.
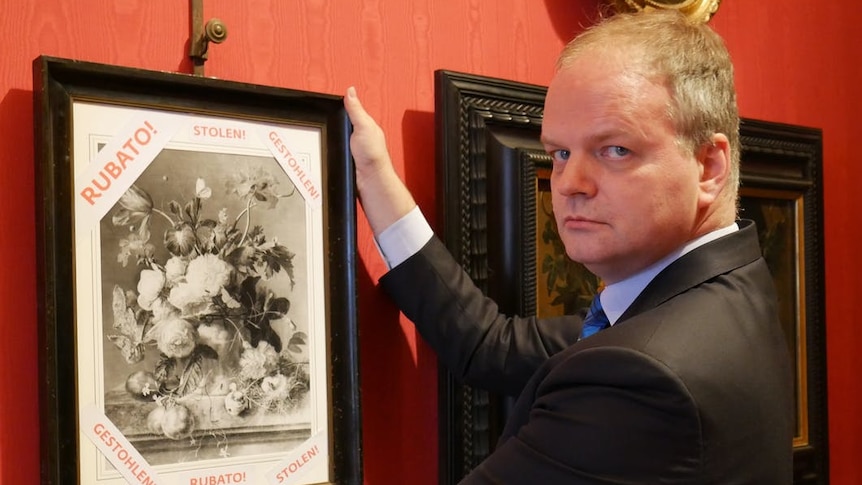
189 0 228 76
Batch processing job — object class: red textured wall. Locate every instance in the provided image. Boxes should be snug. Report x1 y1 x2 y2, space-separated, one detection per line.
1 1 859 483
710 4 862 483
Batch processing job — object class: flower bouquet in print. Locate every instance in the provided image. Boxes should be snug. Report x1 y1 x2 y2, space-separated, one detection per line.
101 153 312 463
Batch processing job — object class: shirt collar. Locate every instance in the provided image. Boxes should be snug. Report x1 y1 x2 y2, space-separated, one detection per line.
600 223 739 325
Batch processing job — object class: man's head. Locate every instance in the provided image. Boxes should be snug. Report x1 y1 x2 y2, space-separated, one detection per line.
541 10 740 283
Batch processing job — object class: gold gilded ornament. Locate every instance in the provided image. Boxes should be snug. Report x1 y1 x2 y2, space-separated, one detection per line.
612 0 721 23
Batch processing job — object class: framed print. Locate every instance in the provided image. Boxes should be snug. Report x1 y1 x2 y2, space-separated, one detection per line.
33 56 361 485
435 70 827 484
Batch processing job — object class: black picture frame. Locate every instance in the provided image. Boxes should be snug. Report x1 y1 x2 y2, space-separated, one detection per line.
434 69 827 484
33 56 361 485
737 119 828 484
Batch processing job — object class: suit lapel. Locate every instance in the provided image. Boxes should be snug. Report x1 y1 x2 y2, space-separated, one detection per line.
617 220 763 324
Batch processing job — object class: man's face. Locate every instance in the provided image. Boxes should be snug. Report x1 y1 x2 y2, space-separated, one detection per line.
541 49 703 284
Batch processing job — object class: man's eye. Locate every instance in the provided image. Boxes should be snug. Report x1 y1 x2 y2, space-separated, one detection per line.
602 146 630 159
552 149 571 162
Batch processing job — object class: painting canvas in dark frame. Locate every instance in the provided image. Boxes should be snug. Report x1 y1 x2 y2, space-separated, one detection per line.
33 56 361 485
435 69 827 484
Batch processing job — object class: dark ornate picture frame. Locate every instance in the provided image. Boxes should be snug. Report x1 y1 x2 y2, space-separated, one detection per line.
33 56 361 485
434 69 827 484
737 119 828 484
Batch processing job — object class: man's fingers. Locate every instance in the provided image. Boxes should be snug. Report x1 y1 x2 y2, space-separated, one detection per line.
344 86 372 127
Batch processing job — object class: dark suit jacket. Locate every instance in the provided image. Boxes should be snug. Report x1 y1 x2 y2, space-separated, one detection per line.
379 220 793 484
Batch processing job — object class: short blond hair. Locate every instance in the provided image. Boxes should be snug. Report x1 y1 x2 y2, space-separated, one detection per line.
557 10 741 195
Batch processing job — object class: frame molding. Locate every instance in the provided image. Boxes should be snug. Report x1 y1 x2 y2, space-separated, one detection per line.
34 56 362 485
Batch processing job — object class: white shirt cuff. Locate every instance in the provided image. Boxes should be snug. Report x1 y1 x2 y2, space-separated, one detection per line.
375 205 434 269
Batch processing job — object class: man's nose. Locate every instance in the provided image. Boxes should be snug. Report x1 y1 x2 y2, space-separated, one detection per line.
551 154 597 197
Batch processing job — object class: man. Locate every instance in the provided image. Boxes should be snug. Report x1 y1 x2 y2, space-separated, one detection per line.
346 9 793 484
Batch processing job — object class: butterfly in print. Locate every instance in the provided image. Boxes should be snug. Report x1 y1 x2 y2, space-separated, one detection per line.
107 285 148 364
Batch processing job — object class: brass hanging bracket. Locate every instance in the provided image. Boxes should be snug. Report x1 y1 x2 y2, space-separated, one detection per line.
611 0 721 23
189 0 228 76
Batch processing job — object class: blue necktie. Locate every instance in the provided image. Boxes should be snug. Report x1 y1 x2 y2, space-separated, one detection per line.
579 294 610 340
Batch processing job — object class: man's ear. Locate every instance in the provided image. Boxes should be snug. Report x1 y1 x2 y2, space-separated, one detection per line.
697 133 731 208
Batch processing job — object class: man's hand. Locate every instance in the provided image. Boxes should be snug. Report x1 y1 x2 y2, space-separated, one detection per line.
344 87 417 235
344 86 391 183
